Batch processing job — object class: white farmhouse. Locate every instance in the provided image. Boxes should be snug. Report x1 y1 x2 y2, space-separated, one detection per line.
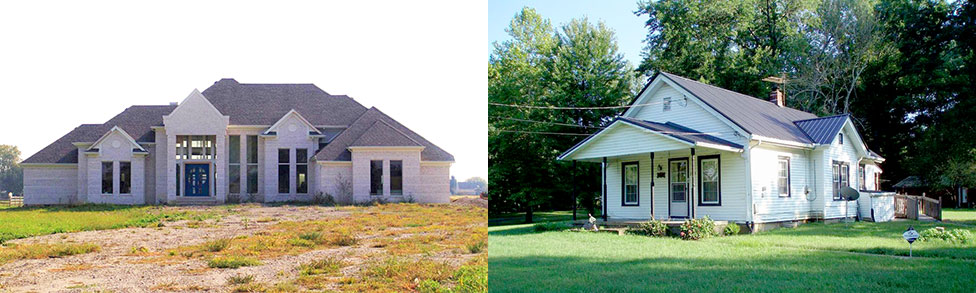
559 72 893 231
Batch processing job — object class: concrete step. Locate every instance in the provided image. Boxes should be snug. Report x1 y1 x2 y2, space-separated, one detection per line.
170 197 220 205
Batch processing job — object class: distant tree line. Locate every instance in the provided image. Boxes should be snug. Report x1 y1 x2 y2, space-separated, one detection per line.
0 145 23 196
489 0 976 222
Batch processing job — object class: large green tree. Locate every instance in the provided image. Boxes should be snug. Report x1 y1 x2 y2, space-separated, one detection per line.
489 7 638 222
0 145 23 195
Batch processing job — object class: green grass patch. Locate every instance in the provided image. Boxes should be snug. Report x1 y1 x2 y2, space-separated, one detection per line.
489 209 597 226
208 256 261 268
489 220 976 291
944 208 976 225
0 242 100 265
0 204 219 243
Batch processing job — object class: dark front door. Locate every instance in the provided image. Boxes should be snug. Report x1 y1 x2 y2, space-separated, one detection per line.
184 163 210 197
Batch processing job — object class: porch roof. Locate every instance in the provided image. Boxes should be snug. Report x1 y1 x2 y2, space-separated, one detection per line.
558 117 744 161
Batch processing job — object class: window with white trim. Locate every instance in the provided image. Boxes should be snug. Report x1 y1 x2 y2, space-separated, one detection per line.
832 161 849 200
622 162 639 205
700 156 720 204
777 157 790 197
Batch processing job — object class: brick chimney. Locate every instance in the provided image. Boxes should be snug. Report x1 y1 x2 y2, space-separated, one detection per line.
769 85 785 107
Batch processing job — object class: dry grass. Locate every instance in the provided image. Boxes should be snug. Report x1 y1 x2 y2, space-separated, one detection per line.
49 263 98 272
0 242 100 265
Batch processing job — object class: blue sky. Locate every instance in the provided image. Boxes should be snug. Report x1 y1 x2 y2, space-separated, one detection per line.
488 0 649 66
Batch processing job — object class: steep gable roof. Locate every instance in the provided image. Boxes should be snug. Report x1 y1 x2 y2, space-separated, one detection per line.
794 114 850 144
618 117 744 150
22 124 102 164
641 72 818 143
315 107 453 161
349 120 423 147
201 79 368 126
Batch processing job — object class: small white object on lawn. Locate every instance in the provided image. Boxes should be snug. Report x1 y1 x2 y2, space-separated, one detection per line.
903 226 920 257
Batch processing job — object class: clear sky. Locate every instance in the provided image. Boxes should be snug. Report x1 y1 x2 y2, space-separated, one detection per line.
488 0 649 67
0 1 487 181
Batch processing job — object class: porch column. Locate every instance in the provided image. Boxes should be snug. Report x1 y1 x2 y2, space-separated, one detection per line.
572 160 577 221
690 148 696 219
602 157 607 221
649 152 655 220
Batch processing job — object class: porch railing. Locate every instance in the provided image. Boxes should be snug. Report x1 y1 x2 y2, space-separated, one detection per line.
894 193 942 221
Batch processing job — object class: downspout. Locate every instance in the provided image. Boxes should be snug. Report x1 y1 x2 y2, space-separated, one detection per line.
743 138 762 231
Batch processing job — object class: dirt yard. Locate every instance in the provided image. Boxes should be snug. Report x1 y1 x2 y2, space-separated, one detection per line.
0 203 487 292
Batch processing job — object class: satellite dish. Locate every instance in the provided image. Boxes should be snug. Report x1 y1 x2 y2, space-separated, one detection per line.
841 186 860 201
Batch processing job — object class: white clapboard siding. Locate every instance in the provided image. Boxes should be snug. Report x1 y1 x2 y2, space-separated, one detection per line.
750 145 815 223
629 83 743 145
820 125 862 219
572 123 689 160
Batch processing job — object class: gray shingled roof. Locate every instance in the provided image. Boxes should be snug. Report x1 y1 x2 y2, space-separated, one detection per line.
794 114 850 144
202 79 368 126
657 72 818 143
618 117 744 149
22 105 176 164
349 121 423 147
316 107 454 161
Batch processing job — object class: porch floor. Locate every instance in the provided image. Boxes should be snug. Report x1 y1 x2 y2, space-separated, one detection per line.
572 219 729 228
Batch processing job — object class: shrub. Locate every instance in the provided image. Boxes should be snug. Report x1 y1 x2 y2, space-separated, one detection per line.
630 220 668 237
679 217 718 240
226 274 254 285
723 223 741 236
203 239 230 252
919 228 974 244
313 192 336 206
533 222 565 232
208 256 261 268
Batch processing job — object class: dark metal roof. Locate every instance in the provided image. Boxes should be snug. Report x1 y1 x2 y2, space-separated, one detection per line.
201 79 368 126
657 72 818 143
793 114 850 144
618 117 744 149
315 107 454 161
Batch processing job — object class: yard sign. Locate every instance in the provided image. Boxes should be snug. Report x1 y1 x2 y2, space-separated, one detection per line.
903 226 919 257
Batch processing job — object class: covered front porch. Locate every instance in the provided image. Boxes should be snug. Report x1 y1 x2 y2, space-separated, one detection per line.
559 117 747 222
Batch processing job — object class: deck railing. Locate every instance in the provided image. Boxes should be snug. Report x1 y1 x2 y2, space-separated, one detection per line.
0 195 23 207
894 193 942 221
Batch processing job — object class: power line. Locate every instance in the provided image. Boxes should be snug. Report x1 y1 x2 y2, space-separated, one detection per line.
489 100 668 110
494 117 606 129
495 130 594 136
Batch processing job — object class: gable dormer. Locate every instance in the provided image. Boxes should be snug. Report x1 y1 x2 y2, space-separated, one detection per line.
262 109 324 142
163 89 230 135
87 126 147 158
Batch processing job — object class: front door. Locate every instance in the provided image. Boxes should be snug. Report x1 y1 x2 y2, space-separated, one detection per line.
184 163 210 197
669 158 689 218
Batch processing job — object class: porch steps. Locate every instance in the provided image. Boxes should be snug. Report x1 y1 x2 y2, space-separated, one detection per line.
170 198 220 206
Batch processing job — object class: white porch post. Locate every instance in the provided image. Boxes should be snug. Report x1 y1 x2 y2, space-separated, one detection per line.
650 152 655 220
602 157 607 221
691 148 696 219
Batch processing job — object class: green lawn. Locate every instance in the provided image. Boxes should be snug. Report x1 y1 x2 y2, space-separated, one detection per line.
944 208 976 225
489 218 976 292
488 209 598 226
0 205 217 243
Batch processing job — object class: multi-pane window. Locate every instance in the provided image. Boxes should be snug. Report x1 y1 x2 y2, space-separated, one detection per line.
228 135 241 194
858 164 866 190
296 149 308 194
278 149 290 193
370 160 383 195
663 97 672 111
175 135 217 160
390 160 403 196
119 162 131 194
102 162 113 194
622 162 639 205
777 157 790 197
246 135 258 194
833 161 849 200
176 164 180 196
700 157 720 204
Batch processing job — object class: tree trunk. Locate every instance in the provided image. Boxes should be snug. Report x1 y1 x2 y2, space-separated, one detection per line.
525 203 534 224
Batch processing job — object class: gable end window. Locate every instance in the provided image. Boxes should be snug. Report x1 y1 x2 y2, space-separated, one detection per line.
777 156 790 197
699 155 721 205
663 97 672 111
838 133 844 145
621 162 639 206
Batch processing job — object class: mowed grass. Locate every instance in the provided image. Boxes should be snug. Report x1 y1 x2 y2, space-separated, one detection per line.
0 204 218 243
944 208 976 225
489 218 976 292
488 209 598 226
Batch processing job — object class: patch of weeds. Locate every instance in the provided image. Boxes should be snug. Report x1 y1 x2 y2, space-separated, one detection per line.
203 239 231 252
329 233 358 246
129 246 150 255
298 257 345 276
417 279 448 293
467 239 487 254
299 232 322 243
208 256 261 268
227 274 255 285
453 258 488 293
343 257 453 292
287 238 315 248
1 242 101 264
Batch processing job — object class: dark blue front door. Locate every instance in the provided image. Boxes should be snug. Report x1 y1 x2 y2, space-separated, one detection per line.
184 164 210 197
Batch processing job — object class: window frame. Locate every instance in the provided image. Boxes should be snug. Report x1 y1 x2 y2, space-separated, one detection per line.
838 133 844 145
620 161 639 206
663 97 672 111
246 135 259 194
858 164 866 191
278 148 290 194
390 160 403 196
119 161 131 195
228 135 241 194
296 148 308 194
101 161 113 195
777 156 791 197
698 155 722 206
370 160 383 196
832 160 849 201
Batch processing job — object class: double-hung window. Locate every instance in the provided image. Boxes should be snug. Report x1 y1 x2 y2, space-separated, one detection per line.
296 149 308 194
278 149 290 193
858 164 866 190
621 162 639 206
699 156 721 204
370 160 383 196
390 160 403 196
228 135 241 194
777 156 790 197
246 136 258 194
832 161 849 200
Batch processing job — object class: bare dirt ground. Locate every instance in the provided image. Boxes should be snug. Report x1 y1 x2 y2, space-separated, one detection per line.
0 203 485 292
